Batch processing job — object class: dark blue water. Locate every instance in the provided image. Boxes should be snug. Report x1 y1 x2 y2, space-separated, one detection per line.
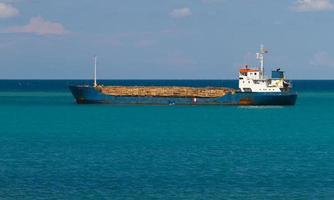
2 79 334 92
1 80 334 199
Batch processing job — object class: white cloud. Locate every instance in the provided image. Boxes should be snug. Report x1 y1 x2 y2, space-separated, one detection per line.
4 16 68 35
170 8 192 18
292 0 334 12
0 3 18 18
310 51 334 67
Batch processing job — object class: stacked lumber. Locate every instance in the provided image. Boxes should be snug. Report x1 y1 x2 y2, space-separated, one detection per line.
97 86 234 98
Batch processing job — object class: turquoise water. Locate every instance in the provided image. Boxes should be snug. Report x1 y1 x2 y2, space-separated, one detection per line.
1 81 334 199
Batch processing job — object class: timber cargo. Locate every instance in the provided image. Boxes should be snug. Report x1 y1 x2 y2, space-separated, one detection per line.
97 86 234 98
69 46 298 106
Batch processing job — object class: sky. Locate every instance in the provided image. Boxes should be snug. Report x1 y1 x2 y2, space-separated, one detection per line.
0 0 334 79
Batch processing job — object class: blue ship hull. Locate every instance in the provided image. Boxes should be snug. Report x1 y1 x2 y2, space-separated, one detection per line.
69 86 297 106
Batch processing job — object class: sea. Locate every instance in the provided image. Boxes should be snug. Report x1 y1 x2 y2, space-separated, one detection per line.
0 80 334 199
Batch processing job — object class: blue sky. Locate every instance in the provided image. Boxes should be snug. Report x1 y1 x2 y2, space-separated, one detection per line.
0 0 334 79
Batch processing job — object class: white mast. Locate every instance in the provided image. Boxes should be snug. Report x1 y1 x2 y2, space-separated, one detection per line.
256 44 267 79
93 56 97 87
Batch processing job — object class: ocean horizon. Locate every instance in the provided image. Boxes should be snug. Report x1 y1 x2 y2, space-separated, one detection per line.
1 79 334 91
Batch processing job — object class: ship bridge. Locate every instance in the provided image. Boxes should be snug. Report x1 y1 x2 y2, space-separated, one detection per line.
238 46 291 93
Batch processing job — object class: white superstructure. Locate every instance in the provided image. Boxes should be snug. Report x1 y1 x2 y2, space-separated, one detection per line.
238 45 291 93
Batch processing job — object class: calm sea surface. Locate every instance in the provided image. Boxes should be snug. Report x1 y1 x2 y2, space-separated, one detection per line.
0 80 334 199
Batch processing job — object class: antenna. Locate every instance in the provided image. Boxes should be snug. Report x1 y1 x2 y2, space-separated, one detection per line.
93 55 97 87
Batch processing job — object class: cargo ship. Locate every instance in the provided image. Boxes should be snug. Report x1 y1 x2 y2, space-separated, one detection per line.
69 46 297 105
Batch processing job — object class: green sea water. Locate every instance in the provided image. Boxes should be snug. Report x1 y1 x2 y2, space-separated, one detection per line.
1 80 334 199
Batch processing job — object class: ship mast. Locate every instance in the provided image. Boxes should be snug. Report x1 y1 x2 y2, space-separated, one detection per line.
256 44 267 79
93 56 97 87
